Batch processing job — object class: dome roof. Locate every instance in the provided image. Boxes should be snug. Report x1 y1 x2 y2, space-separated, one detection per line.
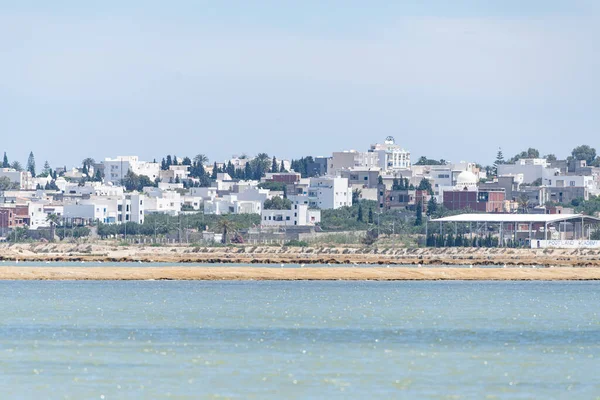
456 170 477 185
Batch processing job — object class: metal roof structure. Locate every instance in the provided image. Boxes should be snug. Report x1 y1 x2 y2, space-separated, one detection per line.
430 213 600 224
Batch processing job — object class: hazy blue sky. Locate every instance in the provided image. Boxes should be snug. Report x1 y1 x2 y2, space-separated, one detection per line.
1 1 598 168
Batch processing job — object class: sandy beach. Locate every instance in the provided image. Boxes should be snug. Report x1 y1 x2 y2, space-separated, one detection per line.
0 266 599 281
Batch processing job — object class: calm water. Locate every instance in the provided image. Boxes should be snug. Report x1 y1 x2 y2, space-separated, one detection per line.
0 281 598 399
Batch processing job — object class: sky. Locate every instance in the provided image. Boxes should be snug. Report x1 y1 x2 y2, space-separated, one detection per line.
1 1 599 168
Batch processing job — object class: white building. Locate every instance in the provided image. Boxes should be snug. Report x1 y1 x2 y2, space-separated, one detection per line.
63 193 145 224
0 168 33 190
63 182 124 197
369 136 411 171
203 188 268 215
103 156 160 186
143 187 182 216
261 203 321 227
159 165 190 184
330 151 379 174
498 160 554 184
290 176 352 209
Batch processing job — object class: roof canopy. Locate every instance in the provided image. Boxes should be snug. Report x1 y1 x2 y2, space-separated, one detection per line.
430 213 600 224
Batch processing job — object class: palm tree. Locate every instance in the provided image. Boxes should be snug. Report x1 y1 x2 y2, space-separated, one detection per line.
11 161 23 171
46 213 60 240
82 158 95 168
517 194 530 214
194 154 209 165
217 218 237 244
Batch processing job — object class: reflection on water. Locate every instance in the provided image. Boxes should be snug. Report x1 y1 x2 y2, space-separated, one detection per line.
0 281 598 399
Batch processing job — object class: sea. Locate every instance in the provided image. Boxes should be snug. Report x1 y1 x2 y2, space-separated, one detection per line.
0 278 598 399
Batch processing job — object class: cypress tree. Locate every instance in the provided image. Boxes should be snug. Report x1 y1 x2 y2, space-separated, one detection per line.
2 152 8 168
244 162 253 180
280 160 286 173
357 204 364 222
271 156 279 173
368 208 374 224
415 201 423 226
27 151 36 177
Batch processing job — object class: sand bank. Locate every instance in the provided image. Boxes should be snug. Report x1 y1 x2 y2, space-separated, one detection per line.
0 266 599 281
3 243 600 267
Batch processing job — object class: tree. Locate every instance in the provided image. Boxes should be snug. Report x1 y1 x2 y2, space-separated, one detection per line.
415 201 423 226
42 161 51 176
11 161 22 171
545 154 557 162
121 170 140 191
271 156 279 173
361 229 379 245
244 162 253 180
82 158 95 169
194 154 209 166
357 204 364 222
417 178 434 195
166 155 173 169
0 176 15 190
27 151 36 176
217 219 237 244
251 153 271 179
2 152 8 168
280 160 286 173
211 162 218 180
508 148 540 163
414 156 444 166
426 196 438 216
518 194 530 214
377 175 383 185
368 208 374 224
571 145 597 165
352 189 362 204
493 148 504 176
226 160 235 177
182 157 192 166
46 213 60 240
263 196 292 210
94 168 103 182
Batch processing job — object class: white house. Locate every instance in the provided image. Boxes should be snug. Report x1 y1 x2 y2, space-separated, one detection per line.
0 168 33 190
103 156 160 185
159 165 190 184
143 187 182 216
498 159 554 184
261 203 320 227
330 151 379 174
63 193 145 224
306 176 352 209
369 136 411 171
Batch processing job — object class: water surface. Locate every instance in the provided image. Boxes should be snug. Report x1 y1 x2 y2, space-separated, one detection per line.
0 281 598 399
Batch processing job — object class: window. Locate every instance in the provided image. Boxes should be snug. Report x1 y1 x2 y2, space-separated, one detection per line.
364 176 368 180
570 181 575 187
286 216 290 221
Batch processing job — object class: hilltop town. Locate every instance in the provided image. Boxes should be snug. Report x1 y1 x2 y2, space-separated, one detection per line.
1 138 600 246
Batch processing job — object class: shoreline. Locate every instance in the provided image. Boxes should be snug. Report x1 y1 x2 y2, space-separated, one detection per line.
1 267 599 281
3 243 600 267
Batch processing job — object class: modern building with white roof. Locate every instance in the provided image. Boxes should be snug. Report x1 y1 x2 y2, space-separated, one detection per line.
429 213 600 244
